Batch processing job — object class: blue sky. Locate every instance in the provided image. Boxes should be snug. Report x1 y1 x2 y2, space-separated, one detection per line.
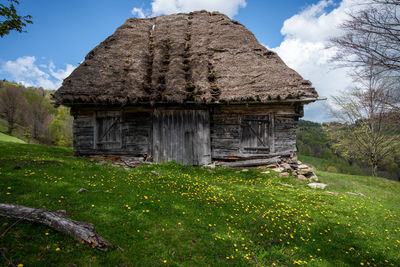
0 0 356 122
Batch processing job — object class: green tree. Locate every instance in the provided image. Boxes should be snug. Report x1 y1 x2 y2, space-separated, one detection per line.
50 107 73 147
0 0 32 37
330 65 400 176
0 84 27 134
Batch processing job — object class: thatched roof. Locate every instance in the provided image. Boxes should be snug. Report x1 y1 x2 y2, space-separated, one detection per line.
53 11 318 106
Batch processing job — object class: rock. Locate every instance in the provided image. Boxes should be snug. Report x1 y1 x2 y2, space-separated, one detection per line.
297 161 303 165
241 169 249 172
279 172 290 178
298 164 309 169
309 175 319 182
261 171 270 174
76 188 88 194
346 192 366 197
298 168 313 175
151 171 161 176
204 162 216 169
278 183 294 188
307 183 327 189
208 169 216 174
297 174 308 181
265 164 277 169
271 167 284 173
325 191 340 195
281 163 291 171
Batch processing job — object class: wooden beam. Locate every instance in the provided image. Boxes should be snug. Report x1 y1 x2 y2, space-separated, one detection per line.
216 157 280 167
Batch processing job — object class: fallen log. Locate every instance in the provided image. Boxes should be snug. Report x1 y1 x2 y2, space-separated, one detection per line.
0 203 113 250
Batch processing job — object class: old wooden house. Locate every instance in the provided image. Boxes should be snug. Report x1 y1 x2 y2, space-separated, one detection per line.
53 11 319 166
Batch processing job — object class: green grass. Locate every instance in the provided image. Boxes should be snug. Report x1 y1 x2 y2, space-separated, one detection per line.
0 142 399 266
299 154 366 176
0 132 26 143
0 118 37 144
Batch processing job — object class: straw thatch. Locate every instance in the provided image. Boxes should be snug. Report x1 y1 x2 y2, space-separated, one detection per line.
53 11 318 106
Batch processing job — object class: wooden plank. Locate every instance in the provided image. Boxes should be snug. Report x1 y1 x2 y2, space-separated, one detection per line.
212 150 293 160
124 135 149 144
152 108 211 165
269 113 275 153
199 110 211 165
217 157 280 167
212 138 240 149
73 127 94 136
93 112 98 150
210 125 240 139
184 131 194 165
152 109 161 162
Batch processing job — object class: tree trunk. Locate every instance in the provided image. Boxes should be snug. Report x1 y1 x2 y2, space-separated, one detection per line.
6 121 14 135
0 203 113 250
372 163 378 176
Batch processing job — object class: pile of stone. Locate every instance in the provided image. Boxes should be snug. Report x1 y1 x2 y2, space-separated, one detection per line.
90 156 151 169
267 159 318 182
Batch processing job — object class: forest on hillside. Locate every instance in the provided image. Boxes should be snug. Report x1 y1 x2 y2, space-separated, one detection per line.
297 120 400 180
0 80 73 146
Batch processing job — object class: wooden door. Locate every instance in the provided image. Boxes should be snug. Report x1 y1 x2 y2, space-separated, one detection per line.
152 109 211 165
240 115 270 154
95 111 122 151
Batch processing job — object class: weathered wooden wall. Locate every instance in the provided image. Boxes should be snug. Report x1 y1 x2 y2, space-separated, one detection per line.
71 103 302 165
210 104 301 161
72 110 95 155
71 108 152 157
152 108 211 165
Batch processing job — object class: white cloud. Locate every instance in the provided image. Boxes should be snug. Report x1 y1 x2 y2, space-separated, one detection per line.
271 0 361 122
131 7 146 18
133 0 246 18
1 56 76 90
48 61 75 81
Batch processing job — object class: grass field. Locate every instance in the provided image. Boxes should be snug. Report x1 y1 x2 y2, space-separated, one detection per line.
0 132 26 144
0 141 399 266
0 118 37 144
298 154 366 176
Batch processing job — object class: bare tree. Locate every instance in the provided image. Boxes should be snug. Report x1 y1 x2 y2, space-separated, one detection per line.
331 0 400 76
330 64 400 176
26 98 52 141
0 85 26 134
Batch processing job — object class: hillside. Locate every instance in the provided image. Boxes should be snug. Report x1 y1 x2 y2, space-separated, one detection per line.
0 132 25 143
0 80 73 146
297 120 400 180
0 141 399 266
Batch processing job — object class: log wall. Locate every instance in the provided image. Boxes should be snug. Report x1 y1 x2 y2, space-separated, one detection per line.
210 104 301 161
70 103 303 164
71 107 152 157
